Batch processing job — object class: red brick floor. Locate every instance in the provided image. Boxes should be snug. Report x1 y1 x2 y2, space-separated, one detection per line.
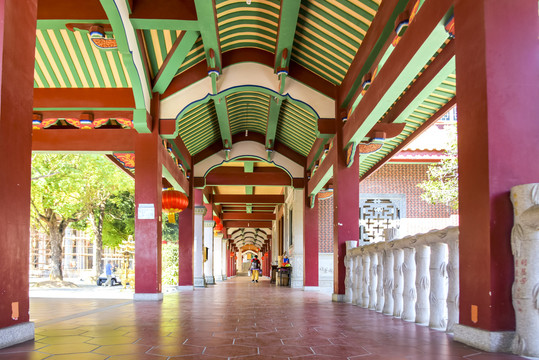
0 276 525 360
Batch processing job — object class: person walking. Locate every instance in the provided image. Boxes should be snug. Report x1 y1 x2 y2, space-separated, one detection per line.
104 260 115 287
250 255 261 283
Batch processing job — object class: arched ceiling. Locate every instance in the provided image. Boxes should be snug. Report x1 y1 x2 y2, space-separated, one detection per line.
33 0 457 245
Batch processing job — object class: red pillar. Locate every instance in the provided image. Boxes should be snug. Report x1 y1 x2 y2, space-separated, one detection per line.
0 0 37 340
454 0 539 333
333 116 360 299
178 177 194 287
304 193 319 287
134 106 163 297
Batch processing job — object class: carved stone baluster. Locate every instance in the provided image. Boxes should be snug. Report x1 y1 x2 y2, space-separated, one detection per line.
344 241 357 303
361 253 370 308
446 233 459 333
369 252 378 310
402 246 416 322
429 242 448 330
354 255 363 306
376 251 384 312
393 248 404 318
382 248 394 315
415 244 430 325
510 183 539 358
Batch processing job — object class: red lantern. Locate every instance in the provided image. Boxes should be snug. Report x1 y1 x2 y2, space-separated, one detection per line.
213 216 221 224
162 189 188 223
214 222 223 235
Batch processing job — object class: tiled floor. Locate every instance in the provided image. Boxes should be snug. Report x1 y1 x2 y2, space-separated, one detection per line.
0 276 525 360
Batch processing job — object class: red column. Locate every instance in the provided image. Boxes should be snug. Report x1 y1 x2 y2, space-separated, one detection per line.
333 116 360 298
304 193 319 287
178 177 194 287
134 108 163 296
455 0 539 331
0 0 37 334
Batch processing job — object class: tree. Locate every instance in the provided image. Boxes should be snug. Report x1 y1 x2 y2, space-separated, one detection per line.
417 124 459 210
31 154 89 280
79 156 134 277
31 154 134 280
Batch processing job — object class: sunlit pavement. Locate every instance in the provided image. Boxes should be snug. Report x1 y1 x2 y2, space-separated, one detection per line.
2 276 525 360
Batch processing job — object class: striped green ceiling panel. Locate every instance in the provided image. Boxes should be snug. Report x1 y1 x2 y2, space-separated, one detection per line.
142 29 205 78
227 91 271 136
359 73 456 176
176 100 220 155
216 0 280 54
292 0 380 85
276 99 317 156
34 29 132 88
177 36 206 74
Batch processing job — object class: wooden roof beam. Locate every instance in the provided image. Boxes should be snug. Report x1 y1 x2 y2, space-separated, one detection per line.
361 97 456 181
32 129 136 152
193 132 306 167
223 220 273 229
33 88 135 109
101 0 153 133
162 49 336 101
339 0 411 109
214 194 284 204
307 145 335 196
222 213 276 221
273 0 301 92
194 0 222 72
160 141 189 195
343 0 453 148
153 31 200 94
380 39 455 124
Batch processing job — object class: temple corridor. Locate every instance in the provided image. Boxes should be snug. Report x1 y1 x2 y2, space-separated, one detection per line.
0 276 524 360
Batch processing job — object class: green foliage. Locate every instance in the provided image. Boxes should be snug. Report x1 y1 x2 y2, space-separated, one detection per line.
31 154 89 231
417 124 459 210
102 191 135 248
162 215 179 243
161 243 179 285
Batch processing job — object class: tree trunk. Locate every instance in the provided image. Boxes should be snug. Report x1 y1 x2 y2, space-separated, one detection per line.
91 204 105 278
48 217 67 281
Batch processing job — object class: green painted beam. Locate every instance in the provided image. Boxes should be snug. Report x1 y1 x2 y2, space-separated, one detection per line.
340 0 409 109
274 0 301 70
213 95 232 148
130 18 199 31
194 0 221 71
100 0 152 133
244 162 254 173
345 25 450 147
153 31 200 94
392 59 455 125
310 165 333 197
264 96 282 150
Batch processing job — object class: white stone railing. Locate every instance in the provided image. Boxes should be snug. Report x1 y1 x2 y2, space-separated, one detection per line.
345 226 459 333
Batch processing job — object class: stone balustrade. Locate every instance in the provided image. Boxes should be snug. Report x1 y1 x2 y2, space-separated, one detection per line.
345 226 459 333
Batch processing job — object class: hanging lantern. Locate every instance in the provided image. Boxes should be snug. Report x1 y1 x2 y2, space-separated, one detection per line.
162 189 188 223
214 222 223 235
213 216 221 224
